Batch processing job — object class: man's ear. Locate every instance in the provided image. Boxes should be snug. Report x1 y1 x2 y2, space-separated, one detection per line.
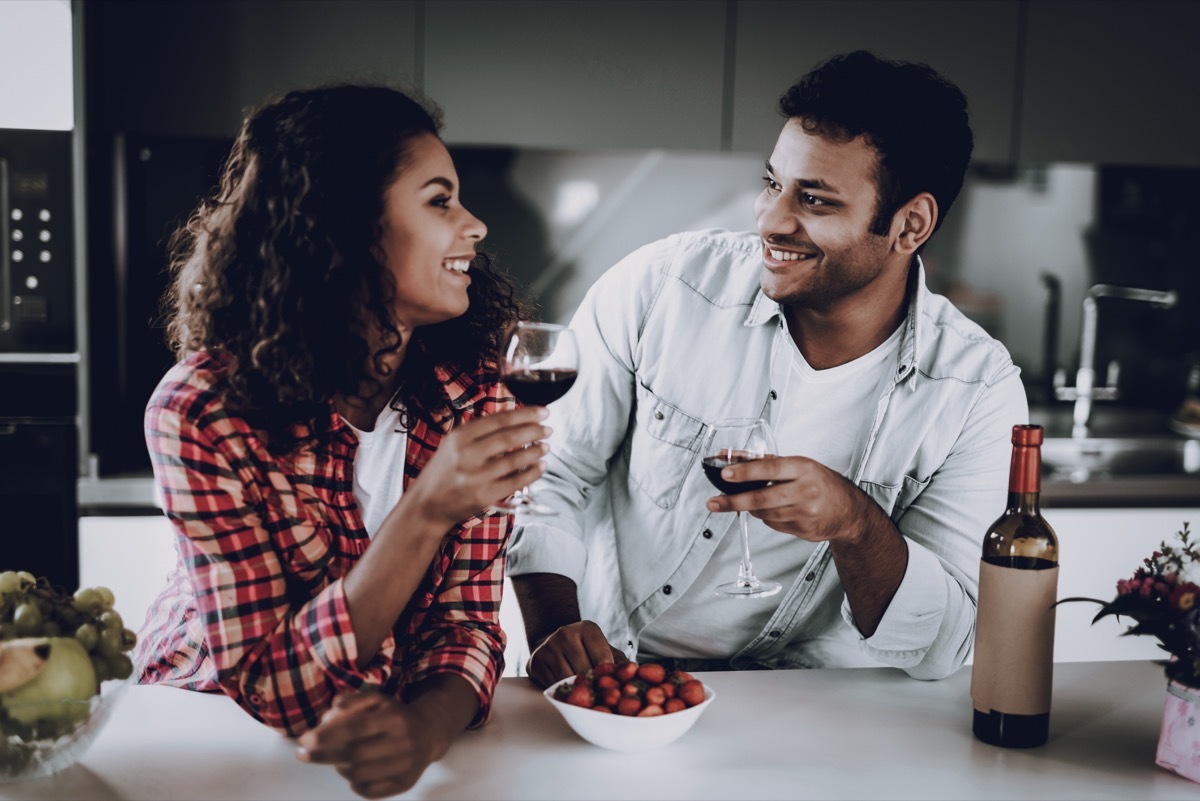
894 192 938 255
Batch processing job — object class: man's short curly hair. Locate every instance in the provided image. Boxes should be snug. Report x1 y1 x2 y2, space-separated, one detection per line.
779 50 974 238
164 83 530 453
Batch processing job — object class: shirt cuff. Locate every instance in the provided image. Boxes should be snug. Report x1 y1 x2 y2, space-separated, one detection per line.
842 538 949 664
297 578 377 686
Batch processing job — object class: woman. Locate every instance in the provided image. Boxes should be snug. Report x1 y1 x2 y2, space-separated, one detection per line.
134 84 547 798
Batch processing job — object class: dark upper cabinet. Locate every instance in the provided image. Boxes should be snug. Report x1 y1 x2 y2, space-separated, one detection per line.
424 0 728 150
1019 0 1200 166
91 0 419 137
730 0 1021 162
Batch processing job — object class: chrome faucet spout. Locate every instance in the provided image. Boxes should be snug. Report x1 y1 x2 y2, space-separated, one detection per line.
1057 284 1178 438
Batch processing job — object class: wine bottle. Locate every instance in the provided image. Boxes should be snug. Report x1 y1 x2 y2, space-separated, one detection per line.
970 423 1059 748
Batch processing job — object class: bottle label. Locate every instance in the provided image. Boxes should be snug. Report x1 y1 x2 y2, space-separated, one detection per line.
970 560 1059 716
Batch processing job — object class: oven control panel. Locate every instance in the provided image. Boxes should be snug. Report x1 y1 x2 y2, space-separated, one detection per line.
0 129 75 353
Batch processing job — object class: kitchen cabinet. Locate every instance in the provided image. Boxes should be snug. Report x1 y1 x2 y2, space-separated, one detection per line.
729 0 1021 161
90 0 419 137
1019 0 1200 166
424 0 727 149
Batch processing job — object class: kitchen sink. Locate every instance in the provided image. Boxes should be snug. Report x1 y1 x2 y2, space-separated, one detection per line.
1041 436 1200 482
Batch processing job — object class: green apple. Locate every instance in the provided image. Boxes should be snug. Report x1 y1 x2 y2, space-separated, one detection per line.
0 638 97 726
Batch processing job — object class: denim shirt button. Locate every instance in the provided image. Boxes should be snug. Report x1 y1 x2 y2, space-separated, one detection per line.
702 528 713 539
663 585 672 595
805 571 816 581
654 410 664 420
768 630 782 638
898 364 907 374
769 389 778 400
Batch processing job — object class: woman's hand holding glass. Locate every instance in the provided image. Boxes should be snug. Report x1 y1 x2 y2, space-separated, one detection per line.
405 406 550 528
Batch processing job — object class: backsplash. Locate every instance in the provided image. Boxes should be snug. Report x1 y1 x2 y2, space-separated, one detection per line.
455 146 1200 418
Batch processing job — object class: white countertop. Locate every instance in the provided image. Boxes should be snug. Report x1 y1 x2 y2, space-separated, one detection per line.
2 660 1196 800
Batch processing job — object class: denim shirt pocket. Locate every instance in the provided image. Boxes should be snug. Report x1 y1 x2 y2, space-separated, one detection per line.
625 381 706 509
858 472 931 521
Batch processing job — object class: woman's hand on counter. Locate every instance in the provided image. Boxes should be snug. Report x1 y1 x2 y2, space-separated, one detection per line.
295 680 474 799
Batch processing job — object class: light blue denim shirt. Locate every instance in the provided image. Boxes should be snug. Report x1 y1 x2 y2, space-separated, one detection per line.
508 229 1028 680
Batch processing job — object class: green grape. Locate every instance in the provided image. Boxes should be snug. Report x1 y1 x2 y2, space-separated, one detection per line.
120 628 137 651
94 586 115 611
75 622 99 652
109 653 134 681
99 610 124 631
0 571 21 597
98 627 123 658
12 603 43 637
73 588 104 615
90 655 110 683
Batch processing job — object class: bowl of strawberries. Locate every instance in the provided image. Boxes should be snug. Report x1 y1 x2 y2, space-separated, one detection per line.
542 660 715 752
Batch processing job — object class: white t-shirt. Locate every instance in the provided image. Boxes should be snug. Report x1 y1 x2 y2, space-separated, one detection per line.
638 319 904 659
342 401 409 539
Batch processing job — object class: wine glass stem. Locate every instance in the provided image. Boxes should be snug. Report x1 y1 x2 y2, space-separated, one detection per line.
736 511 756 585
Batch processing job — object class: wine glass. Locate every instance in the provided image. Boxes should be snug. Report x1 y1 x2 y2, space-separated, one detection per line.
494 321 579 516
701 418 782 598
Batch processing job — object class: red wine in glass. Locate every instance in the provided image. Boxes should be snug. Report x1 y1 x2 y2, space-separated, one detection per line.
504 369 578 407
702 451 770 495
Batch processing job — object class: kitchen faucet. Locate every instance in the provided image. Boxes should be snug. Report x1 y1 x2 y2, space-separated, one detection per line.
1055 284 1178 438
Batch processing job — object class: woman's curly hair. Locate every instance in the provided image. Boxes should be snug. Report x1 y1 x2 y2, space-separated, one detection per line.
163 83 531 454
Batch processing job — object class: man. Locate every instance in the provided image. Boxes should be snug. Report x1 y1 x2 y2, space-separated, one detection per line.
506 51 1028 687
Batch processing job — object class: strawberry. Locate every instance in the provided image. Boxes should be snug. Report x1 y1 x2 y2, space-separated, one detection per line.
614 661 639 682
572 670 594 688
664 698 687 714
644 686 666 706
592 662 616 677
637 662 666 685
553 683 573 702
599 687 621 708
616 696 643 716
660 682 677 699
590 704 613 713
622 680 646 697
636 704 665 717
595 675 620 691
566 685 595 708
677 679 706 707
666 670 694 686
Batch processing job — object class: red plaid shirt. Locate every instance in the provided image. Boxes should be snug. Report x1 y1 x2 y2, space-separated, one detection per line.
134 351 515 736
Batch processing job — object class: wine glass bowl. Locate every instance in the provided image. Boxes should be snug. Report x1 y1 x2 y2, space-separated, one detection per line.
703 418 781 599
496 322 579 516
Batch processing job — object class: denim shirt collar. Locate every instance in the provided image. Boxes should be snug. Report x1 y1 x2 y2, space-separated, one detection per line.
743 254 926 387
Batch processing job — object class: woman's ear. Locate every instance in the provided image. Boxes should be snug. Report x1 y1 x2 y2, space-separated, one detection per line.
894 192 938 255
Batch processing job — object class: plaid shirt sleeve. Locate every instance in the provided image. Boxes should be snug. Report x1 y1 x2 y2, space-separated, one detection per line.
145 379 382 736
402 376 517 727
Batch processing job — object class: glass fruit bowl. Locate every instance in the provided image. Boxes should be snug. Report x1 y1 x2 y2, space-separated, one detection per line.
0 678 129 782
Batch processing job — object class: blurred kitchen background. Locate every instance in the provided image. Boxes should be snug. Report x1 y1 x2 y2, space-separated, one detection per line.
1 0 1198 666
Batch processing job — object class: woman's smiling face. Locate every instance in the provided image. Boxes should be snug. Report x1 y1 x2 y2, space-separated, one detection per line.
375 131 488 332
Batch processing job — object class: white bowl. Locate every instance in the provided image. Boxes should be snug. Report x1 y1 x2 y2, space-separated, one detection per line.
542 676 715 752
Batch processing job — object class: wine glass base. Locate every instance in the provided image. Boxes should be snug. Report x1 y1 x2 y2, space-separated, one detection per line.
715 579 782 599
